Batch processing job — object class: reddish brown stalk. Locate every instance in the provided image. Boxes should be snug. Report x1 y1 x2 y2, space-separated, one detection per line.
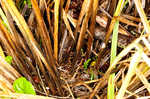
76 0 93 55
31 0 63 95
86 0 99 58
54 0 60 61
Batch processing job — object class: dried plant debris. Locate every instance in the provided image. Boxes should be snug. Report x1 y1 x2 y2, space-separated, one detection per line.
0 0 150 99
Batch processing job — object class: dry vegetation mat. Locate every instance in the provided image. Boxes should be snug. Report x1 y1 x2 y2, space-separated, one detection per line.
0 0 150 99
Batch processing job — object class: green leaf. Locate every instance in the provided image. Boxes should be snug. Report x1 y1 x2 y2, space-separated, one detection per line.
13 77 36 95
5 56 12 64
83 59 91 69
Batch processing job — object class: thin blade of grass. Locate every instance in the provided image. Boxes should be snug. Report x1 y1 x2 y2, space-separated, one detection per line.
73 0 88 39
0 93 56 99
0 7 10 30
65 0 71 12
110 20 119 64
45 2 53 37
0 46 5 58
107 20 119 99
134 0 150 34
67 14 77 27
76 0 93 54
63 9 75 40
54 0 60 60
107 73 115 99
86 0 99 57
118 16 139 27
135 68 150 93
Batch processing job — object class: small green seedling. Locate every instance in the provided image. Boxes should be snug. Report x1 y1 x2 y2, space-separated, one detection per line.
83 59 91 69
5 56 12 64
13 77 36 95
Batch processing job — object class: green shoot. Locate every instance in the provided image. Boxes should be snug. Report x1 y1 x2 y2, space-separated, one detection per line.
13 77 36 95
108 20 119 99
5 56 13 65
83 58 91 69
107 73 115 99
